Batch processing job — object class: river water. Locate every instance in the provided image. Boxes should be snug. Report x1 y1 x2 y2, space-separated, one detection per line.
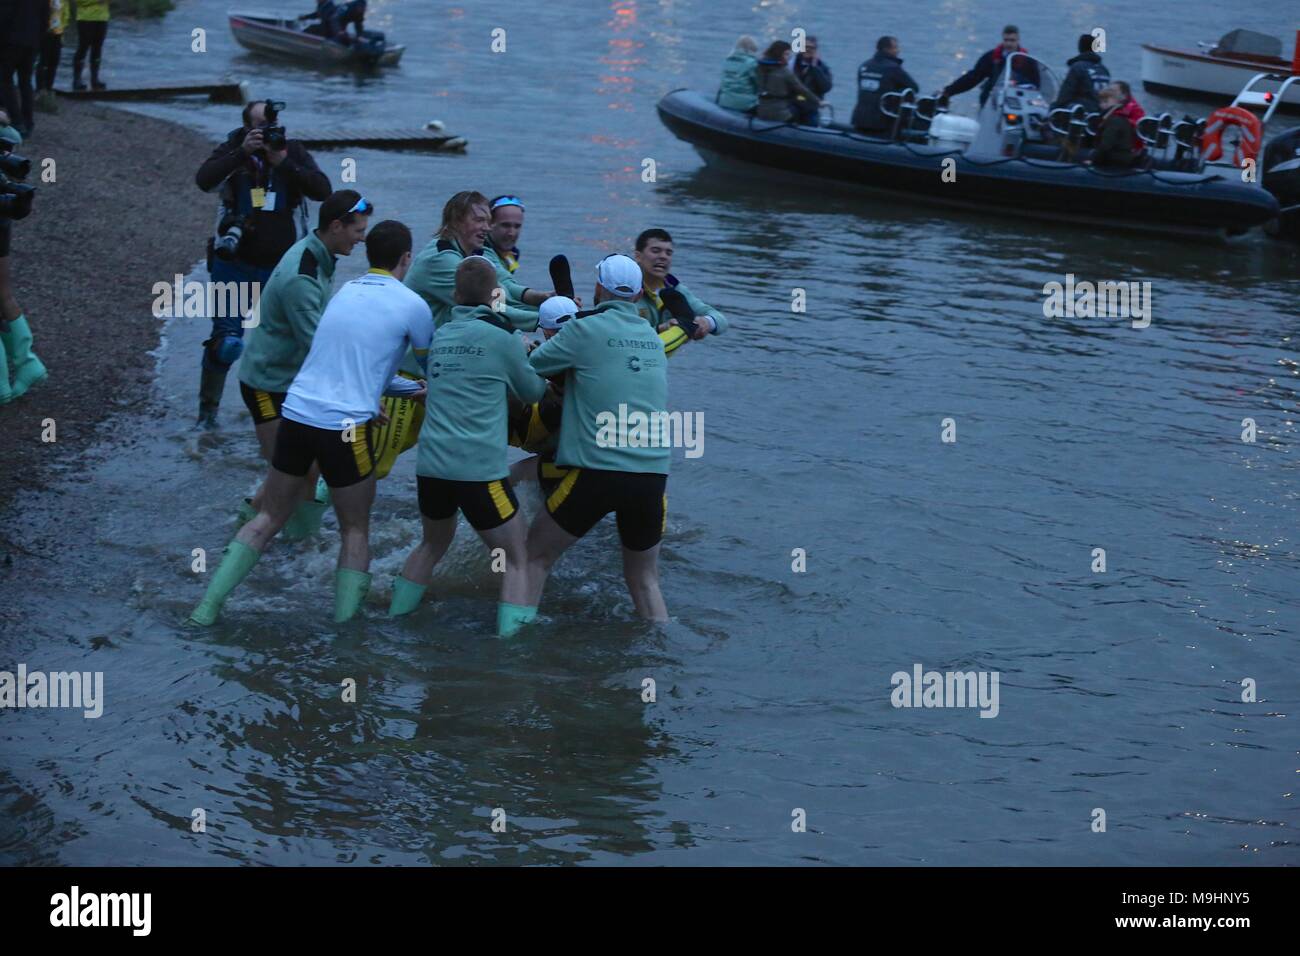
1 0 1296 865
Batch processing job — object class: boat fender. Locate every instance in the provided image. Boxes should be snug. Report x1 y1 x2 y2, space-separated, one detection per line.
1202 106 1263 167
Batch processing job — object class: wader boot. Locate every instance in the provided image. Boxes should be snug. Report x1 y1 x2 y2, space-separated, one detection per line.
90 60 106 91
72 61 86 91
196 366 225 429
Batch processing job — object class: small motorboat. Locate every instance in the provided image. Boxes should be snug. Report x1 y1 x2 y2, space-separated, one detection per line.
228 11 405 67
1142 29 1300 111
657 54 1286 241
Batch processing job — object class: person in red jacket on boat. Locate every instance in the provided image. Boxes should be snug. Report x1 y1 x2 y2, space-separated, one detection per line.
1091 81 1148 168
937 24 1040 108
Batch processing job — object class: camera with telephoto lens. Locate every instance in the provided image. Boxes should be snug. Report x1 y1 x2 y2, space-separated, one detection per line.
260 99 287 152
213 210 253 261
0 142 35 220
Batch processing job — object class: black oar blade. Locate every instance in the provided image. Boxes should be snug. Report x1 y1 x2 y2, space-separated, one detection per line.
658 286 698 338
548 254 575 300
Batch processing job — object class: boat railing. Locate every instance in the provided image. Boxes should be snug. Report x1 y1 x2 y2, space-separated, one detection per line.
1231 73 1300 126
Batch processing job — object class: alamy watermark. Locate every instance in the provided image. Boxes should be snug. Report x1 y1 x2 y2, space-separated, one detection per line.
151 274 261 325
595 404 704 458
1042 273 1151 328
891 663 1000 718
0 664 103 718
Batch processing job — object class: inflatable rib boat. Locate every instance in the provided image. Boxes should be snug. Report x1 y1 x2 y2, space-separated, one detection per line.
657 54 1287 240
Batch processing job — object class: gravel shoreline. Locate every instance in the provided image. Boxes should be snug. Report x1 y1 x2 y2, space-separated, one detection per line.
0 100 215 522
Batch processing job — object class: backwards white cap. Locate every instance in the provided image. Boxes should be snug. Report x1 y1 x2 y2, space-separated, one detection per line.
538 295 579 330
595 254 642 299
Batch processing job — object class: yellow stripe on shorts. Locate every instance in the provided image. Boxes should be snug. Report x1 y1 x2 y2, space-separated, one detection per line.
661 494 668 534
546 467 581 513
350 425 372 478
256 391 275 420
488 480 514 520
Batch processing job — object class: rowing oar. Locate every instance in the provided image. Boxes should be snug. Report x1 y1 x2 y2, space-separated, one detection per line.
657 285 699 338
548 254 576 300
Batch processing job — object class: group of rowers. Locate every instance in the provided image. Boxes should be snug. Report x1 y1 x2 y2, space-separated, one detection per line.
187 190 727 637
717 25 1152 167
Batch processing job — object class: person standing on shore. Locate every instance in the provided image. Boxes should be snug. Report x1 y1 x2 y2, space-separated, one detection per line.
36 1 67 106
0 117 46 406
71 0 109 92
0 0 46 138
234 190 369 540
389 256 546 634
404 190 551 332
194 99 331 428
188 219 432 627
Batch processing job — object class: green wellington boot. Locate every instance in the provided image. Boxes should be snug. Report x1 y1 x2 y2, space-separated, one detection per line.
0 333 13 405
280 478 331 541
0 316 47 399
387 576 427 617
187 540 262 626
496 602 538 638
334 569 371 623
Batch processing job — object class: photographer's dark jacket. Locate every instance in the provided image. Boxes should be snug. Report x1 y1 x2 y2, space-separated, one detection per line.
195 127 332 269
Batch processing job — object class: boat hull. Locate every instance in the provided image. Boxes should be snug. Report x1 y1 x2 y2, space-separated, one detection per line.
656 90 1280 240
1140 44 1300 111
229 13 404 67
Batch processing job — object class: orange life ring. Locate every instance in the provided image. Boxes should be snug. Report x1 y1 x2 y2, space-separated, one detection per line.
1201 106 1263 167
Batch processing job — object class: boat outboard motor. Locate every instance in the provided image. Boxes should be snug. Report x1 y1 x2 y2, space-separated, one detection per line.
1262 126 1300 240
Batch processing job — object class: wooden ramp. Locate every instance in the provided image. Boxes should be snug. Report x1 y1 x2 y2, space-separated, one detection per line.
57 82 248 105
289 127 469 152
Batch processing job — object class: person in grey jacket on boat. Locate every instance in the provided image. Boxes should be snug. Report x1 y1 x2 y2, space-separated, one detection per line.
755 40 820 123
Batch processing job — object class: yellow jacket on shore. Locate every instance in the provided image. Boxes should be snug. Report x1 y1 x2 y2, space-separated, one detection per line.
49 0 69 34
76 0 110 22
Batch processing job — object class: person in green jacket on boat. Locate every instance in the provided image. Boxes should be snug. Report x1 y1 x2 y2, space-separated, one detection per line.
237 190 371 537
404 190 551 332
717 35 760 112
389 256 547 636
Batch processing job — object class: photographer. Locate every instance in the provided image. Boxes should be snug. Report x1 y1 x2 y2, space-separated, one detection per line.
0 113 44 405
193 98 331 428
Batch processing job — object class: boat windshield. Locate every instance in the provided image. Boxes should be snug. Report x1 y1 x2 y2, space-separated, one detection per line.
990 52 1061 108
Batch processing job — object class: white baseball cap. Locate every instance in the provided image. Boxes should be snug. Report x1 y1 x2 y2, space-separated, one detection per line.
538 295 579 330
595 254 642 298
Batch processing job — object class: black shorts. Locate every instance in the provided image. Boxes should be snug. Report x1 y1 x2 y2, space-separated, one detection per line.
545 468 667 552
537 458 571 499
271 416 376 489
0 218 10 258
239 382 286 425
418 475 519 531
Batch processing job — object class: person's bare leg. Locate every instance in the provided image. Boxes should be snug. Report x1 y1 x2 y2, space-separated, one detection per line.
329 474 376 572
622 544 668 621
400 515 457 586
328 474 377 621
523 508 579 608
477 512 529 606
239 467 309 549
